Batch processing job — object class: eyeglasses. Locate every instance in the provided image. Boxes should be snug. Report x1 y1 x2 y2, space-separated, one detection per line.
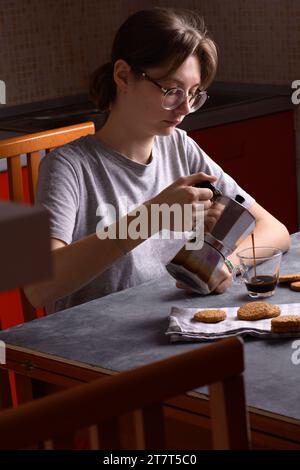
135 70 208 113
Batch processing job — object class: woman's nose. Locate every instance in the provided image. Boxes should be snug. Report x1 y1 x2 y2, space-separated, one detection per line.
175 96 192 115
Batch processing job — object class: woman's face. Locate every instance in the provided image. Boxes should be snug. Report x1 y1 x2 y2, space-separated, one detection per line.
127 55 202 138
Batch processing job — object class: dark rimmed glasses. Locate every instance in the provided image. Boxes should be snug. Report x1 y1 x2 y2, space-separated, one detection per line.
135 69 209 113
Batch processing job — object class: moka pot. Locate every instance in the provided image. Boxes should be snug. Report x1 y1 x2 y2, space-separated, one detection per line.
165 183 256 294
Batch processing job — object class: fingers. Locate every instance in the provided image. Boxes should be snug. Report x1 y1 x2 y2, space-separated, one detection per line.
213 267 233 294
206 206 223 218
184 173 218 203
204 217 216 232
203 201 224 232
175 281 196 295
176 273 232 295
176 263 232 296
202 199 213 211
191 200 212 216
184 172 217 187
195 187 214 201
214 277 232 294
150 173 218 233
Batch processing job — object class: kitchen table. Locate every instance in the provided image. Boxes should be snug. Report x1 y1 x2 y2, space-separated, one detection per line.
1 235 300 449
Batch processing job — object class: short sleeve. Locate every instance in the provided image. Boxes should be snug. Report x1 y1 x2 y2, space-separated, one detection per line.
36 151 79 244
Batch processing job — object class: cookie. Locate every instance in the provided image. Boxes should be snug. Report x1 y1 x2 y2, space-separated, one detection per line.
290 281 300 292
279 273 300 283
237 301 280 321
271 315 300 333
193 309 226 323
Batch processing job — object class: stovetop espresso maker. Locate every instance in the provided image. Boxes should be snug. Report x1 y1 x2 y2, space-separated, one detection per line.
166 182 256 294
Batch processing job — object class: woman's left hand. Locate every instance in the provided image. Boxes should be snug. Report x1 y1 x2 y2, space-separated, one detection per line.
176 263 232 294
210 264 232 294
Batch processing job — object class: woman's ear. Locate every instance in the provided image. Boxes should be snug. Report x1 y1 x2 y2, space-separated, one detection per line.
113 59 132 92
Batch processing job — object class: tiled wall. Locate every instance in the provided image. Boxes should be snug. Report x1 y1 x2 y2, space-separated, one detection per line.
0 1 299 99
1 0 300 217
0 0 299 125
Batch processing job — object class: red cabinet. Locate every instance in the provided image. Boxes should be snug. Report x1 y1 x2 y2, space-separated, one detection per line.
188 111 298 233
0 168 44 328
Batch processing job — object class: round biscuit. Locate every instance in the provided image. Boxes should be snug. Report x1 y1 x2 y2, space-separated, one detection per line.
237 301 280 321
271 315 300 333
193 309 226 323
290 281 300 292
279 273 300 283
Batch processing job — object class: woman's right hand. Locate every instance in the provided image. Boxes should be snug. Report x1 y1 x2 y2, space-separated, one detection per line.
148 172 218 231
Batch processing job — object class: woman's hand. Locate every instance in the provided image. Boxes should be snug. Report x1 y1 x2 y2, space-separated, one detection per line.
176 262 232 295
210 264 232 294
203 199 225 233
149 172 217 231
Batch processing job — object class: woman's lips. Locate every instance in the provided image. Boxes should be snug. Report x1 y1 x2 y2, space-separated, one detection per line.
163 120 181 126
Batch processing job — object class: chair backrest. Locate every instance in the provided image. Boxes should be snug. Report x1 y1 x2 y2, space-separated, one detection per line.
0 337 251 450
0 121 95 204
0 122 95 321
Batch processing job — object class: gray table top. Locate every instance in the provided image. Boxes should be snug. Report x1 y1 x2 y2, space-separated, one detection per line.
1 234 300 421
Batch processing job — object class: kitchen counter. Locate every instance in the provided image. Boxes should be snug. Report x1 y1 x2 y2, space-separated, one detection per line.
0 82 294 134
181 82 294 131
0 82 294 173
0 98 104 134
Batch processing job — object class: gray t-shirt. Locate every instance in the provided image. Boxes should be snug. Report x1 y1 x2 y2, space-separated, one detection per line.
36 128 255 312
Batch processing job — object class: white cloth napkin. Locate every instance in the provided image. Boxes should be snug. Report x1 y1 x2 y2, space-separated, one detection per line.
166 303 300 342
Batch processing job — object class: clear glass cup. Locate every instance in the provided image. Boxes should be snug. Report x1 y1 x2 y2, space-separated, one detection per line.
235 246 283 298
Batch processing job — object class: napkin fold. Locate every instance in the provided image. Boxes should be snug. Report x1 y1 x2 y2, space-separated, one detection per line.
166 303 300 342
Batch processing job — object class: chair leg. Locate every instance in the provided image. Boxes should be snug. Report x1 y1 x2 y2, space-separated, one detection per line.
14 373 35 404
210 374 250 450
0 369 13 409
98 417 122 450
0 318 13 409
142 404 165 449
20 289 37 322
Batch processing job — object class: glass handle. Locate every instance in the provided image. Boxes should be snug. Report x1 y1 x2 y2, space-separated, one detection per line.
232 264 246 284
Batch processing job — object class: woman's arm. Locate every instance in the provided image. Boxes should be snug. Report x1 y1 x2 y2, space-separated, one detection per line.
24 227 145 309
24 172 215 308
228 202 290 266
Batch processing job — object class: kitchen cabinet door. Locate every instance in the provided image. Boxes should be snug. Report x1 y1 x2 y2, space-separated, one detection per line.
188 111 297 233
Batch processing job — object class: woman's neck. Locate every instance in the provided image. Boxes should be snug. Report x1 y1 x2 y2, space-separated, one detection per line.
95 110 154 165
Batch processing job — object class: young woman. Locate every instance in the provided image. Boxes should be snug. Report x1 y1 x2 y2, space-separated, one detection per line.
25 7 289 313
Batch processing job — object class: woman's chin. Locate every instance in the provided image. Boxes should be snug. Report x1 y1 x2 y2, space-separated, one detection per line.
156 122 177 135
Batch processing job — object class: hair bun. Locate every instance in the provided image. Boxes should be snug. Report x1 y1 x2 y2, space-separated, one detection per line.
89 62 115 111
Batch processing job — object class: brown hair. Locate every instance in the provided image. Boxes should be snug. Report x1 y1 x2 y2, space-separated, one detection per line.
90 7 218 111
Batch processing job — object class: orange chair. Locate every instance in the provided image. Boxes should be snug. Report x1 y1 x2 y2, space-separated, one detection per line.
0 337 251 450
0 122 95 407
0 122 95 323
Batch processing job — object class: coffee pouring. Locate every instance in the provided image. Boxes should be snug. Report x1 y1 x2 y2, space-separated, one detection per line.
165 181 256 294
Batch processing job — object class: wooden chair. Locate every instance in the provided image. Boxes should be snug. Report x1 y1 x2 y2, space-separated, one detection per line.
0 337 251 450
0 122 95 408
0 121 95 323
